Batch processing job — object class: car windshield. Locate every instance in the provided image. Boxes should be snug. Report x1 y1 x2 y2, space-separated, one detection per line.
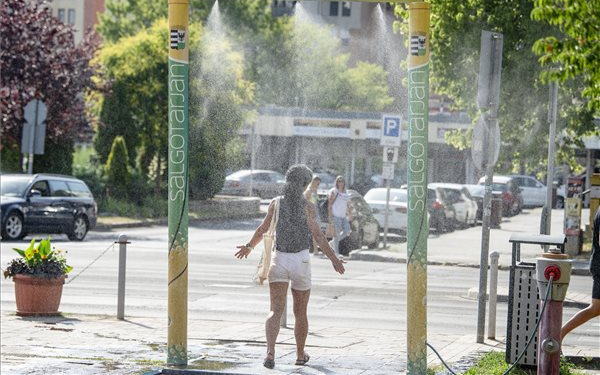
364 189 407 203
1 177 30 197
226 170 251 180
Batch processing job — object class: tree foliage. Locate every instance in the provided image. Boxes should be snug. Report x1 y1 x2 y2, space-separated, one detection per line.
395 0 596 175
105 136 131 199
0 0 100 172
532 0 600 112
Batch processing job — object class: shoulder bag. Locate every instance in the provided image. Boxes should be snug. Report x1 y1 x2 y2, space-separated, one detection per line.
254 197 280 285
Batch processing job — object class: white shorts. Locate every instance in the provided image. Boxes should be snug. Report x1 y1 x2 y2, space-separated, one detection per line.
268 249 311 291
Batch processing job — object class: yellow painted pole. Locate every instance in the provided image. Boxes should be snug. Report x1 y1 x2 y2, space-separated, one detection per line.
167 0 189 367
406 2 430 374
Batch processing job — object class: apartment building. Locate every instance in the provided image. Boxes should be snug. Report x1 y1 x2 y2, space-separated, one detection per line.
48 0 105 44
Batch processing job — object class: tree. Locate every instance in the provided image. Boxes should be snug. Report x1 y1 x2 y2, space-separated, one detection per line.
532 0 600 113
105 136 131 199
0 0 100 173
394 0 596 174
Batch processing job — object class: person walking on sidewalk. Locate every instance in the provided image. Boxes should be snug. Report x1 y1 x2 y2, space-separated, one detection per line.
561 206 600 340
234 165 346 369
328 176 352 257
304 175 322 256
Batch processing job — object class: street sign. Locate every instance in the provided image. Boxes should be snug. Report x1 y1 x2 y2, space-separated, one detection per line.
382 162 394 180
477 31 503 111
380 114 402 147
21 99 47 155
383 147 398 163
471 116 500 170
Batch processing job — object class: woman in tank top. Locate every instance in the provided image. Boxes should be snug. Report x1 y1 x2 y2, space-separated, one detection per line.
235 165 345 369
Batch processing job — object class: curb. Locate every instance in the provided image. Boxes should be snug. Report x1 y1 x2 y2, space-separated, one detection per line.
94 213 265 231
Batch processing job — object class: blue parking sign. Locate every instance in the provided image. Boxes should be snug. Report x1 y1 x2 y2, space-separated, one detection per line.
381 114 402 147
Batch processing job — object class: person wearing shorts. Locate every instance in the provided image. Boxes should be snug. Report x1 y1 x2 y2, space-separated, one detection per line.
561 206 600 340
235 165 345 369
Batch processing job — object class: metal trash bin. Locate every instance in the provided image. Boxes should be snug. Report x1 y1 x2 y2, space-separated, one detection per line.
506 234 566 367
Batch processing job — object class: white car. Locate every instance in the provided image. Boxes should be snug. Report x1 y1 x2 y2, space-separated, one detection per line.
429 183 478 227
509 175 547 207
363 188 408 234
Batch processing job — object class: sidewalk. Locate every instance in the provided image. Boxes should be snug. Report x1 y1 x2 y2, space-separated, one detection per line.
2 208 596 374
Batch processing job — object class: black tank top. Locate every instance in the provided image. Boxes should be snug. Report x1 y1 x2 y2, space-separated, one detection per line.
275 197 312 253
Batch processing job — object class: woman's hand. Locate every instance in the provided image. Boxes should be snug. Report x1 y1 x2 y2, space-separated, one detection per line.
331 257 346 274
234 245 252 259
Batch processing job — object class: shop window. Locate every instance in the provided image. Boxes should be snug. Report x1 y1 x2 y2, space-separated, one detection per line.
329 1 339 16
342 1 351 17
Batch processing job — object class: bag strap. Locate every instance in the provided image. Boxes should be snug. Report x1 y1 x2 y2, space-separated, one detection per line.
267 197 280 235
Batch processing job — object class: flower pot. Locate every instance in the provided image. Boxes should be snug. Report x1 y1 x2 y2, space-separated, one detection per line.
13 274 66 316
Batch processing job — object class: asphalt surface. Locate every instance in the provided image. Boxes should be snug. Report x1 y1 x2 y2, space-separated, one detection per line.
1 206 598 375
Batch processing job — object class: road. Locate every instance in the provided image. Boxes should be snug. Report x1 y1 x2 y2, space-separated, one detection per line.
1 207 598 364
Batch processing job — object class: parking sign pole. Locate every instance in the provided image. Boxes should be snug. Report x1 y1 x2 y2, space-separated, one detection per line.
168 0 189 367
406 3 430 374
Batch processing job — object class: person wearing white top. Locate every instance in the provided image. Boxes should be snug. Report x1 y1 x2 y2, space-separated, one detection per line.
328 176 352 256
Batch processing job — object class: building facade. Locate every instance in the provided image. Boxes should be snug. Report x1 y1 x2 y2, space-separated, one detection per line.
47 0 105 44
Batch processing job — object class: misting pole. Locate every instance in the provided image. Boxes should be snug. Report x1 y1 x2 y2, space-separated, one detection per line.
167 0 189 367
406 3 430 374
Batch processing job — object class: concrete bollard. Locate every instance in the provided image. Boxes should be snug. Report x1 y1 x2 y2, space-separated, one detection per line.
488 251 499 339
116 234 130 320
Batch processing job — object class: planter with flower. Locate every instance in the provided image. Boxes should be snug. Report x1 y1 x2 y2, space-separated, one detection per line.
3 238 72 316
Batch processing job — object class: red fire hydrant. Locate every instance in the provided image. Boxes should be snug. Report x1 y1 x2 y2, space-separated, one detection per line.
536 251 572 375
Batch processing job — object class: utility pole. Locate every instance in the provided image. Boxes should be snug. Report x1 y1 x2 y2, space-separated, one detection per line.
406 3 430 373
167 0 189 367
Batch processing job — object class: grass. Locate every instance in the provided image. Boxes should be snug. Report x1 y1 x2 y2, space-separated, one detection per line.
432 351 588 375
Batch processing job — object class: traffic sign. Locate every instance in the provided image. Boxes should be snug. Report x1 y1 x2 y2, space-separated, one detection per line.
21 99 47 155
382 162 395 180
380 114 402 147
383 147 398 163
471 116 500 170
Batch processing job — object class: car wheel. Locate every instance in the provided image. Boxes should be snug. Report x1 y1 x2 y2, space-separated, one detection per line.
68 215 88 241
2 212 25 240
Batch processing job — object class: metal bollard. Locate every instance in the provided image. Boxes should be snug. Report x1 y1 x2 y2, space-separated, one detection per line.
488 251 499 339
116 234 130 320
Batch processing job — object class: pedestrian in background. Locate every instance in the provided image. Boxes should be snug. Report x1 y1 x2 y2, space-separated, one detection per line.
561 206 600 340
235 164 345 369
304 175 322 256
328 176 352 257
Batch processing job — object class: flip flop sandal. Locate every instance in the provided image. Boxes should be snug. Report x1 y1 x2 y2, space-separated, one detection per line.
295 353 310 366
263 358 275 369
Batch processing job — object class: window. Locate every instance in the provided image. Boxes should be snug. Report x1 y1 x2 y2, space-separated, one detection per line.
31 181 50 197
329 1 339 16
49 180 71 197
342 1 351 17
57 9 65 23
67 181 92 198
67 9 75 25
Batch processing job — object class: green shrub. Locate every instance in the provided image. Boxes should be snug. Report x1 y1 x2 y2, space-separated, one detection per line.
104 136 131 199
460 351 585 375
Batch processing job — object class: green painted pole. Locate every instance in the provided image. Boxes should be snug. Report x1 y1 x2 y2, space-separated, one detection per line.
167 0 189 367
406 3 430 374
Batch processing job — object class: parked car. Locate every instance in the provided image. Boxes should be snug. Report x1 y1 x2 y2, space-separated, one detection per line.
464 184 484 222
429 183 478 227
317 190 380 255
220 169 285 199
478 175 523 216
426 185 456 233
363 188 408 235
509 175 547 207
1 174 97 241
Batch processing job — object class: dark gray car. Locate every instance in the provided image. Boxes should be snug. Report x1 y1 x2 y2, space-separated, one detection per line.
1 174 97 241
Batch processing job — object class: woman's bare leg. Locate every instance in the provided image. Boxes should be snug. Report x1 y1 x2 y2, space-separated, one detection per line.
265 282 288 361
561 298 600 340
292 288 311 361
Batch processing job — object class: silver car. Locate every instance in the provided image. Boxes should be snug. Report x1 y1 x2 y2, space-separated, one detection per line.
220 170 285 199
363 188 408 235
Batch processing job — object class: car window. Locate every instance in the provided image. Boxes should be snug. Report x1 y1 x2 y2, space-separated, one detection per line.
526 178 537 188
443 189 460 203
49 180 71 197
1 178 31 197
31 181 50 197
427 188 437 202
269 172 285 182
254 173 270 182
461 188 473 200
67 181 92 198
